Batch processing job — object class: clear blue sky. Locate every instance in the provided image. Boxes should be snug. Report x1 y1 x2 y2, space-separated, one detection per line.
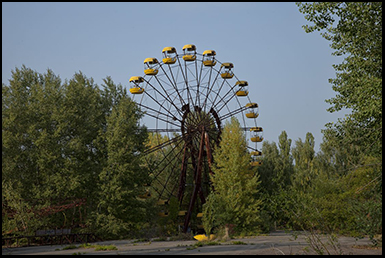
2 2 349 153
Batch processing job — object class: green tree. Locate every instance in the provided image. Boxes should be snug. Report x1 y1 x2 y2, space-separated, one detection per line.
2 66 152 239
258 141 280 195
96 93 149 239
291 132 316 192
202 117 262 237
297 2 382 157
297 2 382 238
276 131 294 189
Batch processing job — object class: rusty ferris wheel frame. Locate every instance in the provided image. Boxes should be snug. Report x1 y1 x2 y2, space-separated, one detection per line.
129 45 263 233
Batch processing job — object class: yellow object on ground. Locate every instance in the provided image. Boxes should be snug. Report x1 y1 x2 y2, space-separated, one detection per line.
193 234 216 241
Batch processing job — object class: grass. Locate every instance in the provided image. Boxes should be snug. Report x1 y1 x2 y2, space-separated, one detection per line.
57 243 118 252
94 245 118 251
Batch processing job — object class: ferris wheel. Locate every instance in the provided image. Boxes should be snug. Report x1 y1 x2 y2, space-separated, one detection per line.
129 44 263 232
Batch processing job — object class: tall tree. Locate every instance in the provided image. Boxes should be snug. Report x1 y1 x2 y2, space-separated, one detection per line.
291 132 316 192
258 141 280 195
202 117 262 237
277 131 294 189
2 66 152 238
96 92 149 238
297 3 382 238
297 2 382 157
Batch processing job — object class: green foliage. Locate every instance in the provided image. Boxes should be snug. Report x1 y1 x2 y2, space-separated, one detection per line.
202 117 263 236
297 2 382 157
2 66 150 239
294 2 382 240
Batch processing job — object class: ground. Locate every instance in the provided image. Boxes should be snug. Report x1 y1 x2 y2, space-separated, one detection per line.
2 231 382 255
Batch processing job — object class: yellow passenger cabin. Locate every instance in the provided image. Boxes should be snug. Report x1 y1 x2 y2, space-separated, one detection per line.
245 102 259 118
235 80 248 96
129 76 145 94
162 47 177 64
246 112 259 118
251 136 263 142
202 50 216 66
236 90 249 96
246 102 258 108
138 189 151 199
250 161 263 166
144 57 159 75
221 62 234 79
250 150 262 156
250 126 263 142
158 212 169 217
182 44 196 61
178 210 187 216
156 199 169 205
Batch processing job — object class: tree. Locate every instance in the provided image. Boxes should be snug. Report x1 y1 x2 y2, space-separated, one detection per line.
93 82 149 239
291 132 316 192
202 117 262 237
258 141 280 195
297 2 382 238
2 66 151 239
297 2 382 157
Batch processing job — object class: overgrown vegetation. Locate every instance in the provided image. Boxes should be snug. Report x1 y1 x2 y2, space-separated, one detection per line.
2 2 381 246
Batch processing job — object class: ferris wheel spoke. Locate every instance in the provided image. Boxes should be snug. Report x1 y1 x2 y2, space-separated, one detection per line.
151 137 185 174
195 57 205 107
144 79 183 116
202 68 221 113
159 64 187 107
219 105 248 121
205 78 228 113
184 62 199 108
141 94 180 124
176 57 195 107
138 102 181 123
152 75 184 117
147 140 185 199
210 81 239 114
144 133 184 155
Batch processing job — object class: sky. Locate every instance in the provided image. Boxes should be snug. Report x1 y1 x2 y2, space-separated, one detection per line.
2 2 350 153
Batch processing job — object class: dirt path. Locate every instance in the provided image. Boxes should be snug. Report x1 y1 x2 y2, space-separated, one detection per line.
2 231 382 255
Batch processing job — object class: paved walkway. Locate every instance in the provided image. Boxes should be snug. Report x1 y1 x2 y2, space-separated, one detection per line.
2 231 382 255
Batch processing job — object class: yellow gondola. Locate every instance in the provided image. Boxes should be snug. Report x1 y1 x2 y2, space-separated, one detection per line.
156 199 169 205
250 127 264 142
129 76 145 94
246 102 258 108
246 112 259 118
162 47 177 64
158 212 169 217
236 90 249 96
194 234 216 241
250 161 263 166
251 136 263 142
138 190 151 199
251 150 262 156
178 210 187 216
130 87 144 94
221 62 234 79
182 44 196 61
202 50 216 66
235 80 248 96
245 102 259 118
144 57 159 75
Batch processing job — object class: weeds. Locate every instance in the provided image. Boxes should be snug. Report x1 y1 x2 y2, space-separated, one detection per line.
57 243 118 252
